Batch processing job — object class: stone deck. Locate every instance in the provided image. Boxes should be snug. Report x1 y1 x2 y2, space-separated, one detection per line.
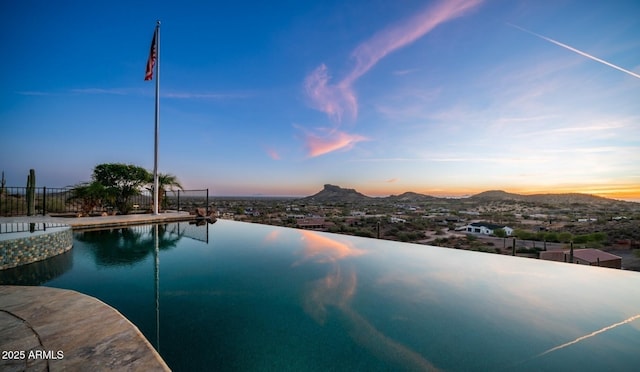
0 286 170 371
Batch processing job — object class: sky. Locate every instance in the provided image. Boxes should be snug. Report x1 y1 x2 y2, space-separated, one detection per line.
1 0 639 200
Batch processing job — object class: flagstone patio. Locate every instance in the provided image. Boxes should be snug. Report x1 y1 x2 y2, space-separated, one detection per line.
0 285 170 371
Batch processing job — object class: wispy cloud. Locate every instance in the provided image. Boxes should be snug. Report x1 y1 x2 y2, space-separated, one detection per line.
300 127 369 157
17 91 56 96
302 0 482 157
346 0 482 86
352 155 544 164
509 23 640 80
306 0 483 123
304 64 357 123
20 87 250 100
265 147 281 160
18 88 132 96
71 88 129 95
163 91 251 100
79 88 251 100
392 68 420 76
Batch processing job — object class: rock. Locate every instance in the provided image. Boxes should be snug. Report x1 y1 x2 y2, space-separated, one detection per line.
195 208 207 218
207 212 217 224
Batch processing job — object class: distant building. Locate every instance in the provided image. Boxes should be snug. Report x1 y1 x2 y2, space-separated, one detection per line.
540 249 621 269
464 222 513 236
296 217 327 230
389 217 406 223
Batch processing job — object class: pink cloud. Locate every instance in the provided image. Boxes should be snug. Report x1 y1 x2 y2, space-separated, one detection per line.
305 0 483 122
265 147 281 160
304 129 368 157
346 0 483 84
304 64 358 123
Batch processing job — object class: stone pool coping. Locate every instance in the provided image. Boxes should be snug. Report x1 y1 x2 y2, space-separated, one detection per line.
0 286 170 371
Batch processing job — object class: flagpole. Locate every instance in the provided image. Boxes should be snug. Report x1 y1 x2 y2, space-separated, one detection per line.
153 20 160 215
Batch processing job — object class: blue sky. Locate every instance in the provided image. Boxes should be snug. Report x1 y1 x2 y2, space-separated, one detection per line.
1 0 639 200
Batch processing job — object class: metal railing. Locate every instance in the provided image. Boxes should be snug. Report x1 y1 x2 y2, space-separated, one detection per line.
0 222 69 234
0 187 209 217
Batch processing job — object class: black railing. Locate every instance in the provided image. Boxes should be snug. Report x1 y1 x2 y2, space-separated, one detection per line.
163 189 209 214
0 222 68 234
0 187 209 217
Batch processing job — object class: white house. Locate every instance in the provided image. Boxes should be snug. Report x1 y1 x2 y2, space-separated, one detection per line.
465 222 513 236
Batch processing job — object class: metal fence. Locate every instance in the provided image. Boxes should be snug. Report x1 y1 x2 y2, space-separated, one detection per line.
0 222 69 234
0 186 209 217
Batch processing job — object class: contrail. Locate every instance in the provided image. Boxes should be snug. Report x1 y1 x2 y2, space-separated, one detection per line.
537 313 640 357
508 23 640 80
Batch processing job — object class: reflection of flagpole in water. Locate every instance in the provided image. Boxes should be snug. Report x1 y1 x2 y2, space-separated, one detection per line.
154 224 160 351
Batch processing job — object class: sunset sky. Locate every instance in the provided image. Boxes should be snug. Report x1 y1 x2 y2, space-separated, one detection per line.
1 0 639 200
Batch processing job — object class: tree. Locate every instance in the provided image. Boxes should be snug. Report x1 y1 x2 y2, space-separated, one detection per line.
149 173 183 211
493 228 507 238
557 232 573 243
494 228 507 251
92 163 151 214
544 232 559 243
69 182 107 215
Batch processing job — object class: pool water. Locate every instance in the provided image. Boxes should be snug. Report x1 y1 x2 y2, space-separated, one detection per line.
2 220 640 371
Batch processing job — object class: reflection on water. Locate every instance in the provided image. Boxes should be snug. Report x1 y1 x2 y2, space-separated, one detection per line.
537 313 640 358
31 220 640 371
74 224 182 266
0 249 73 285
295 229 363 323
297 230 440 371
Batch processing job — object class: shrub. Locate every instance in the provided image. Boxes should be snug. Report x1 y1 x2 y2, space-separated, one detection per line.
355 230 373 238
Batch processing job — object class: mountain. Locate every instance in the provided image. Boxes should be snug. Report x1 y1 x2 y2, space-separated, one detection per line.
386 192 439 203
469 190 526 201
469 190 630 206
300 184 371 203
298 185 635 207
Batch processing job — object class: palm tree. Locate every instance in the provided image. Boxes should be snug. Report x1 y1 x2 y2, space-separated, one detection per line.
149 173 183 211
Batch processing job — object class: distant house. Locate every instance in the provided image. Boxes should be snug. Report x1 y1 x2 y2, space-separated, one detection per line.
389 217 406 223
296 217 327 230
465 222 513 236
540 249 621 269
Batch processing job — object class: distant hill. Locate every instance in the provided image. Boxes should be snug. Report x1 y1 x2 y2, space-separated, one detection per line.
298 185 635 207
469 190 629 206
469 190 527 201
301 184 371 203
386 192 439 203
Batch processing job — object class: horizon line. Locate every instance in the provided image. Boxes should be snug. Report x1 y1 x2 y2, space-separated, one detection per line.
208 187 639 203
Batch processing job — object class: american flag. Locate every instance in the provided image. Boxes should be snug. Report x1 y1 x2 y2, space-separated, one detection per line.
145 29 157 81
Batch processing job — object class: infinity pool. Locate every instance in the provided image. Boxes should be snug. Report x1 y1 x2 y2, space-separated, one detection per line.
2 220 639 371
